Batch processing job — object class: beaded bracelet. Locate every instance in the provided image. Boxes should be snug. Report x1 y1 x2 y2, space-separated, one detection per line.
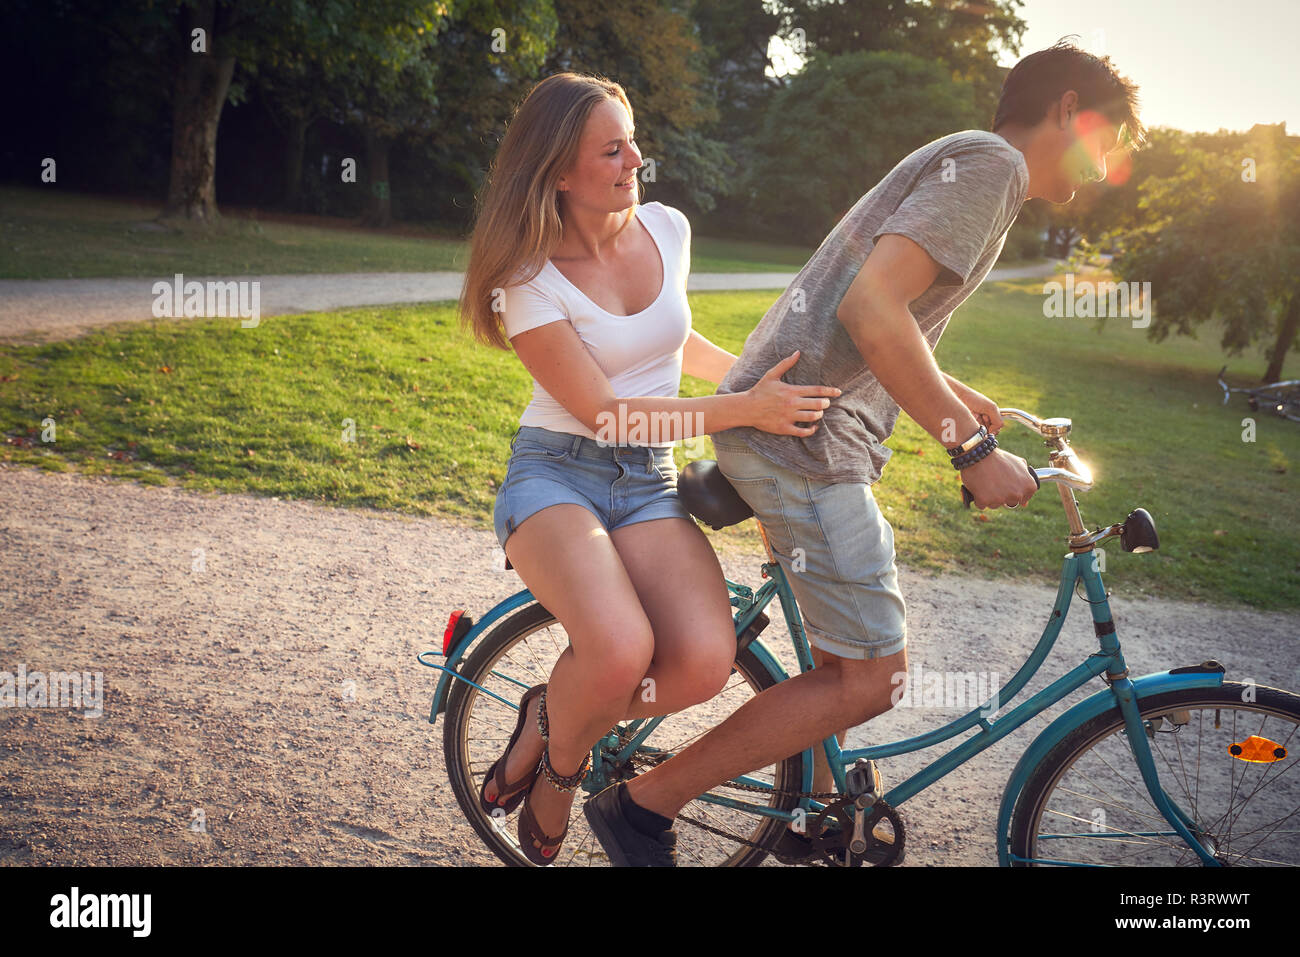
946 424 988 458
951 433 998 470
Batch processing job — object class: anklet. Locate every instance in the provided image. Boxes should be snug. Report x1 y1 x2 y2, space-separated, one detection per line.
536 688 551 741
540 747 590 793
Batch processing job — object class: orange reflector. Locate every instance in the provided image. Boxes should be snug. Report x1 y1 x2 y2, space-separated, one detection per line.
1228 735 1287 763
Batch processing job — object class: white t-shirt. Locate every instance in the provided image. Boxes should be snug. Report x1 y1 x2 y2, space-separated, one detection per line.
500 201 691 447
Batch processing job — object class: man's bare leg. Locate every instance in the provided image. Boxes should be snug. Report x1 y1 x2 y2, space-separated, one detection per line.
809 644 847 794
624 646 907 819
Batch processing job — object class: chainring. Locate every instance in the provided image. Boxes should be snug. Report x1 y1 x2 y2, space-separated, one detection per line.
809 797 906 867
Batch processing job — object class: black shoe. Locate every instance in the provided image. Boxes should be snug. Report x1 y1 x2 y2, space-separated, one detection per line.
583 783 677 867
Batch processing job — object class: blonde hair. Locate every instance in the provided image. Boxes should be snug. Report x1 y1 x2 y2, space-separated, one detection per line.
459 73 637 350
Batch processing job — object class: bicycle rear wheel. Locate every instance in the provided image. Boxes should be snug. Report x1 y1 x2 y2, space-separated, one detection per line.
442 602 805 866
1009 683 1300 865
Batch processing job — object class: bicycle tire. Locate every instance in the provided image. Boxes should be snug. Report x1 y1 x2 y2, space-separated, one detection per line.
442 601 806 867
1009 682 1300 866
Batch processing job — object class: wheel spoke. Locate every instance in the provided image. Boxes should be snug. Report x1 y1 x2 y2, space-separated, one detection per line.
1020 688 1300 866
445 608 798 866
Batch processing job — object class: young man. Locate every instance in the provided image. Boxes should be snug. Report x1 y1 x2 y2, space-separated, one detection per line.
583 39 1145 865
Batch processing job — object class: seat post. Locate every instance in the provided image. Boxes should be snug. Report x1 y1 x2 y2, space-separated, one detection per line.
756 519 777 566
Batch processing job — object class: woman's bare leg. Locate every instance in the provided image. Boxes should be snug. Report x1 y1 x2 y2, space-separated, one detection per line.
606 516 737 720
489 504 656 844
486 508 738 845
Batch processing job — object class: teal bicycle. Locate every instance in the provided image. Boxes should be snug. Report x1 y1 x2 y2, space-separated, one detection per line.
421 409 1300 866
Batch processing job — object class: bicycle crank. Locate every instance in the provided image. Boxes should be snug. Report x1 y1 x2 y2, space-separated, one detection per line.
809 797 906 867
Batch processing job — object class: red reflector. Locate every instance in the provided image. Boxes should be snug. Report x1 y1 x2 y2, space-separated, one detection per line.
443 610 465 654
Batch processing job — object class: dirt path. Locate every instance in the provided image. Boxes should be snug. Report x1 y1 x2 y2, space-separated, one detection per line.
2 463 1295 866
0 261 1062 344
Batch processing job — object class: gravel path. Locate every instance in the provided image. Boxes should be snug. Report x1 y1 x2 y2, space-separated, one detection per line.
2 463 1295 866
0 261 1062 344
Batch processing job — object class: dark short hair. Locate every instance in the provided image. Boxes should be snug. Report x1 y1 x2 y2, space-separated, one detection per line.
993 37 1146 148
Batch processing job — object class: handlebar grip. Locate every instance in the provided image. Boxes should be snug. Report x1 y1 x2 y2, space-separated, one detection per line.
961 462 1041 509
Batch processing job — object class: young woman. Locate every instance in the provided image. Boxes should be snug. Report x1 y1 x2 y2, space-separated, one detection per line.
459 72 841 865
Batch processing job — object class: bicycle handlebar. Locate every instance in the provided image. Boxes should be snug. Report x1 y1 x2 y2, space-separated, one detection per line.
958 408 1094 508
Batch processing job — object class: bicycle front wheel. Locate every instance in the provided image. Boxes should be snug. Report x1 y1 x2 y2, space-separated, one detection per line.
442 601 806 866
1009 682 1300 865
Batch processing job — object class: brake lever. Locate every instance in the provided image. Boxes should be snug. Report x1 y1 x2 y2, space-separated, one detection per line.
961 462 1041 509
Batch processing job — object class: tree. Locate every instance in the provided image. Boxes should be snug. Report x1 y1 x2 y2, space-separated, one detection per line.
696 0 1023 238
254 50 334 210
161 0 237 222
1112 124 1299 382
84 0 495 225
692 0 784 146
772 0 1026 121
1050 127 1189 254
395 4 559 226
542 0 729 214
298 0 556 228
739 50 983 243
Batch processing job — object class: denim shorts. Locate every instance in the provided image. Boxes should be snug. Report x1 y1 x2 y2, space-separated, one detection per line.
712 436 907 661
493 425 693 551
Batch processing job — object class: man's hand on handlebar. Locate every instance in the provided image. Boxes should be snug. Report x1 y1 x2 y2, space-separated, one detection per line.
960 448 1040 509
947 380 1005 436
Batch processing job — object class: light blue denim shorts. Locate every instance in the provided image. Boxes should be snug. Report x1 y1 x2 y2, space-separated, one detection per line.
493 425 692 551
712 435 907 661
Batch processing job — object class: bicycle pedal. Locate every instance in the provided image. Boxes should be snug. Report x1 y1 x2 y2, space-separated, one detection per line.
845 759 882 803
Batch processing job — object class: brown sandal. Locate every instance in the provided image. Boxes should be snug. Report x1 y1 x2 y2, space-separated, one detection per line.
519 741 591 865
478 683 547 816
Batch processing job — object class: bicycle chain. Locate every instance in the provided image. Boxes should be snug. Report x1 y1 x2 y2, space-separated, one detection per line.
709 777 840 800
674 798 864 865
675 810 778 856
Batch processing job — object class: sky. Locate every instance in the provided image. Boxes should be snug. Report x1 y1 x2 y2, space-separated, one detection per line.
1006 0 1299 134
768 0 1299 135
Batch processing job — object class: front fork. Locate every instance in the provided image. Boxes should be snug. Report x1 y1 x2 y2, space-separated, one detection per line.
1111 676 1221 864
1080 554 1221 865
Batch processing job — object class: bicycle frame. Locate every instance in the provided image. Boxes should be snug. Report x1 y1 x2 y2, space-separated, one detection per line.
422 403 1249 865
423 544 1227 865
1217 365 1300 421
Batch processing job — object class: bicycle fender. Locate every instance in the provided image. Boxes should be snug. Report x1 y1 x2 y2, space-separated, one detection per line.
996 667 1226 865
741 637 790 687
425 588 538 726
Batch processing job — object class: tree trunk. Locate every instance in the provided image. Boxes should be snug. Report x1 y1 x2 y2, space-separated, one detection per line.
284 114 309 209
1264 294 1299 382
160 0 235 224
359 126 393 228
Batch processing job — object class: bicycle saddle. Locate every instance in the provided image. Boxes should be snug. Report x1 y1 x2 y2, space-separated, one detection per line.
677 460 754 531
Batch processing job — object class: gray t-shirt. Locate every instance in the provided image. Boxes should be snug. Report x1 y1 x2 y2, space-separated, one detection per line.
713 130 1029 485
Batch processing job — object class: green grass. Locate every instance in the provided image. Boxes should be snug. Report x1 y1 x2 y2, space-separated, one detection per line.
0 186 468 278
1 279 1296 609
884 277 1299 610
687 236 816 272
0 186 816 278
